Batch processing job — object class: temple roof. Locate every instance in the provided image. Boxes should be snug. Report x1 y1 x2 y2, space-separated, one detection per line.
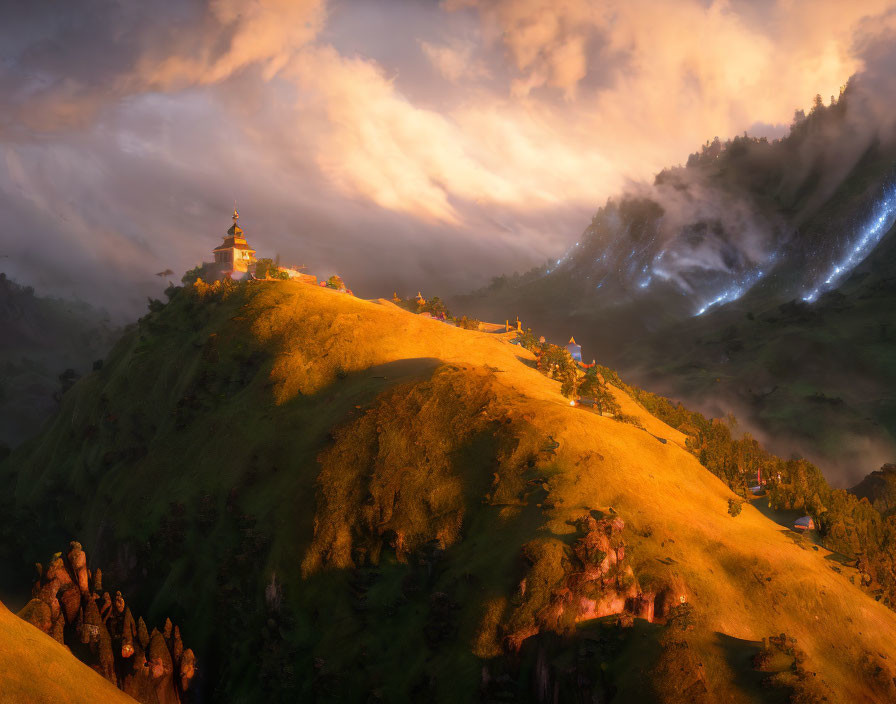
213 241 255 252
214 207 254 253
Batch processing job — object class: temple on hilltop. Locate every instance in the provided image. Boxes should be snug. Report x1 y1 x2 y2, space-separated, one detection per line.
213 208 256 280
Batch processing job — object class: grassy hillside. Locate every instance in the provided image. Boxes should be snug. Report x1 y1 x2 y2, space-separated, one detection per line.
3 278 896 701
0 600 136 704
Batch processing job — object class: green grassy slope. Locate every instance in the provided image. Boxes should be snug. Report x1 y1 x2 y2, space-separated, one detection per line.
2 279 896 702
0 600 136 704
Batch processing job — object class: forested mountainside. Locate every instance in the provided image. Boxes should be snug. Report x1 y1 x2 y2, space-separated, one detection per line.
0 273 120 451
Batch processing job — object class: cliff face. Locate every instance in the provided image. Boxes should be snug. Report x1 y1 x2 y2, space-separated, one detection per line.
3 278 896 702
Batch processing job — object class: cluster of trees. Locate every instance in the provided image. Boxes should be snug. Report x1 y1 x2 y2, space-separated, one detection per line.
578 367 621 415
325 274 346 291
535 343 579 396
613 376 896 607
391 293 480 328
516 333 622 416
181 259 294 285
683 84 848 172
455 315 480 330
181 263 214 285
255 258 289 280
483 264 549 293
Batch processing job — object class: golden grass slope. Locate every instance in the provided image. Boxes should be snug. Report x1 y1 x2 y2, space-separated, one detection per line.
244 281 896 702
0 601 136 704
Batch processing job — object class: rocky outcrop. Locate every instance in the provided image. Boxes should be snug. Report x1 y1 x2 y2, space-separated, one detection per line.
503 513 681 651
17 540 196 703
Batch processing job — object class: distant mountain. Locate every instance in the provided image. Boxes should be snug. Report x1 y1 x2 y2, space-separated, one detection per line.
850 464 896 517
0 273 120 450
3 278 896 701
455 78 896 484
618 221 896 487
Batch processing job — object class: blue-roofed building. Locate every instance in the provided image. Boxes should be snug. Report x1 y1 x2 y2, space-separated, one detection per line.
793 516 815 531
565 336 582 362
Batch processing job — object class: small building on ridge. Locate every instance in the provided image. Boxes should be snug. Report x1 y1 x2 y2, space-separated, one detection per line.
793 516 815 531
566 336 582 362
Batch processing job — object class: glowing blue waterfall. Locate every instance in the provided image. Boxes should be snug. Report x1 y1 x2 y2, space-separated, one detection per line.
802 186 896 303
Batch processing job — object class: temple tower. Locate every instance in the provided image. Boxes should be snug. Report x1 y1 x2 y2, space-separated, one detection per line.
212 208 256 279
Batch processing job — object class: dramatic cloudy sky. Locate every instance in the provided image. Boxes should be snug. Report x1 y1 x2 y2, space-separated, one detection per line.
1 0 894 316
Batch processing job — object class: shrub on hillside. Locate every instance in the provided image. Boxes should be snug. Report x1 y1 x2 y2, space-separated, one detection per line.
648 603 711 703
419 296 449 318
537 345 578 398
728 498 743 517
255 258 289 280
516 331 543 352
578 367 621 415
614 413 643 428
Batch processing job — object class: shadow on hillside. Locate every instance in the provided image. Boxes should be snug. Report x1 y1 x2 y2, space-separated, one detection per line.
514 354 537 370
305 357 443 402
274 357 445 467
715 632 790 703
750 498 823 546
824 551 855 567
358 357 442 382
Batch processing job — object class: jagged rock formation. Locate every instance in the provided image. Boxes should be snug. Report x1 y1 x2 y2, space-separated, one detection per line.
17 540 195 703
0 599 136 704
